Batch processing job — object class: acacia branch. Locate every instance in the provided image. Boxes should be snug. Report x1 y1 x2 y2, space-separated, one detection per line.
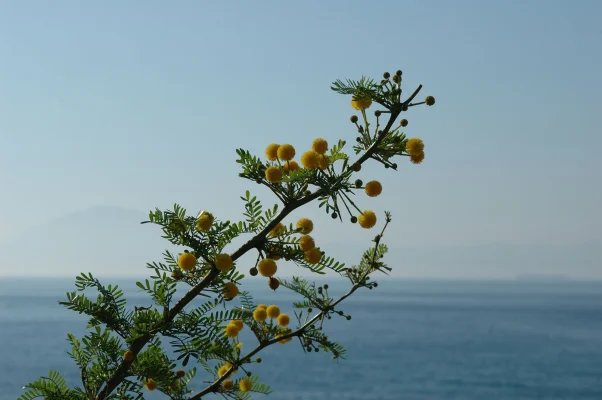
96 102 403 400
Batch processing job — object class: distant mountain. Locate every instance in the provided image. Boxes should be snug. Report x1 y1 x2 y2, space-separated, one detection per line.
0 206 173 277
321 241 602 280
1 207 600 280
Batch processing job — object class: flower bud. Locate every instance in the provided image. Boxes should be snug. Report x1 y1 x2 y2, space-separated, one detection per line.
350 115 358 123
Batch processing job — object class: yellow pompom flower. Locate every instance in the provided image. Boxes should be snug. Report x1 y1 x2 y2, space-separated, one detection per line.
225 323 239 338
410 151 425 164
239 378 252 392
266 305 280 318
223 282 239 300
300 150 320 170
265 144 280 161
312 138 328 155
256 304 267 310
123 350 134 361
217 365 229 377
144 378 158 391
364 180 382 197
351 94 372 110
236 342 243 350
277 144 296 161
215 253 233 271
358 210 377 229
296 218 313 234
317 155 329 171
258 258 277 277
223 380 234 390
283 160 300 173
277 313 290 327
178 252 197 272
265 166 283 183
298 235 315 251
230 320 244 331
253 307 268 322
276 328 293 344
196 211 214 232
304 247 322 264
268 222 285 238
405 138 424 156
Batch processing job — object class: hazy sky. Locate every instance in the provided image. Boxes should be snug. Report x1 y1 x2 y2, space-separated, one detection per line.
1 1 601 278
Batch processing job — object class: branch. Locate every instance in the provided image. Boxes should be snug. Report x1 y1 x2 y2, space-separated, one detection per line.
189 280 364 400
95 109 403 400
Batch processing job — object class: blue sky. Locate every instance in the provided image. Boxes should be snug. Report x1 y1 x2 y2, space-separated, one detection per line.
1 1 601 277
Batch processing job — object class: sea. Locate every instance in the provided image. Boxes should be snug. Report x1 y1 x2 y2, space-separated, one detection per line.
1 277 601 400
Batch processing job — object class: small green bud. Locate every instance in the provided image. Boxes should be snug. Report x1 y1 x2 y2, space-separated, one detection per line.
356 137 362 142
255 357 262 363
308 308 313 313
392 75 400 84
304 190 311 196
350 216 357 224
396 70 402 76
385 164 390 168
374 282 378 288
374 110 381 117
392 163 398 169
324 284 329 289
350 115 358 123
355 179 363 188
331 212 337 219
250 267 258 276
352 163 361 171
401 104 409 111
400 119 408 127
425 96 435 106
346 315 351 321
383 72 390 79
247 372 252 377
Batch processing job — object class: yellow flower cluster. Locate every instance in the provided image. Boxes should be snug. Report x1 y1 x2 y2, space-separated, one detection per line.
262 138 329 181
268 222 285 238
258 258 277 277
406 138 425 164
144 378 158 391
218 361 238 377
351 94 372 110
358 210 377 229
177 252 197 272
275 328 293 344
252 304 292 344
196 210 214 232
239 377 252 392
215 253 233 271
223 282 239 300
224 318 244 338
295 218 322 264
